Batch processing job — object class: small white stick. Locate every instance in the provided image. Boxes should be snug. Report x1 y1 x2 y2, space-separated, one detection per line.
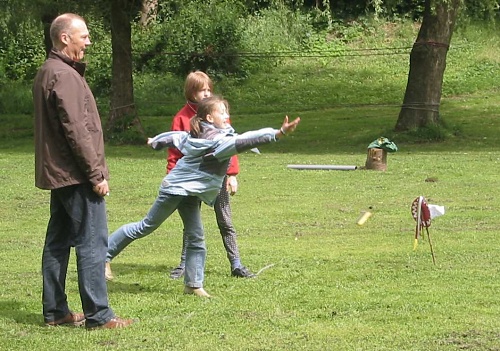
256 263 275 276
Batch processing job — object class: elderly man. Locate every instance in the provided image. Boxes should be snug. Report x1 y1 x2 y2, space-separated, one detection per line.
33 13 133 329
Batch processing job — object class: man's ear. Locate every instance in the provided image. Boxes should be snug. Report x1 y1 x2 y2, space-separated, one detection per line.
60 32 70 45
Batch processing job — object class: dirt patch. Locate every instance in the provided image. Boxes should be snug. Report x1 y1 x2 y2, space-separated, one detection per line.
441 330 500 350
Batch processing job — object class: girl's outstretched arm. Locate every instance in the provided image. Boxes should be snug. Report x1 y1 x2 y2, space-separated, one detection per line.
147 131 189 151
204 116 301 161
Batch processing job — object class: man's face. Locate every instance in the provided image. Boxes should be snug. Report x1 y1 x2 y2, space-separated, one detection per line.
61 19 91 61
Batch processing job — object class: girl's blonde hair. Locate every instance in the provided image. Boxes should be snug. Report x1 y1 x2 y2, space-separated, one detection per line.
190 95 228 138
184 71 213 102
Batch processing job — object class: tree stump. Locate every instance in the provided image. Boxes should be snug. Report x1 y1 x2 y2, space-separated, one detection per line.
365 148 387 171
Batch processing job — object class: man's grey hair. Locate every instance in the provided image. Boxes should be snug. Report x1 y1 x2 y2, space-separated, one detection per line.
49 13 86 46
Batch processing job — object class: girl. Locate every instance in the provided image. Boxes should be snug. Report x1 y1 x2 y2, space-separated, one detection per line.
105 95 300 297
167 71 254 280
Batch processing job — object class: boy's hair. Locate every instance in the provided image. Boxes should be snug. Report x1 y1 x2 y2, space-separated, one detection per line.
184 71 213 101
190 95 228 138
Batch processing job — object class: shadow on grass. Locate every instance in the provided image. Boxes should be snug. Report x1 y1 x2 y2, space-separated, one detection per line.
105 263 175 293
0 300 41 327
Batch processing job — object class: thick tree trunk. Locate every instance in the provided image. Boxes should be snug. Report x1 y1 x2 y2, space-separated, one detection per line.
106 0 144 139
395 0 461 132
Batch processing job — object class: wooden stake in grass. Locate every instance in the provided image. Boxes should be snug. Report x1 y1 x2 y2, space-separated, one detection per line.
424 226 436 265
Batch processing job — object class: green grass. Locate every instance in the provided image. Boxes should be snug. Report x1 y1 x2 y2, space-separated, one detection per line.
1 20 500 350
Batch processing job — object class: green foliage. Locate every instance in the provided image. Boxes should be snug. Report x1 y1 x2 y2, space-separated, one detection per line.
0 17 45 82
307 5 333 31
84 17 113 96
463 0 500 20
329 17 379 43
133 1 314 78
380 0 426 20
238 6 315 71
134 0 247 76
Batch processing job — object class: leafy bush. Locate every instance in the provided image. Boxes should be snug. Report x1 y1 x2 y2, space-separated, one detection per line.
133 1 314 78
0 17 45 82
84 18 113 96
133 0 246 77
463 0 500 20
239 6 315 71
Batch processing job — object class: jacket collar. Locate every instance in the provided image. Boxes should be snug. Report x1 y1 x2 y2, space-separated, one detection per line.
49 48 87 77
186 100 198 114
201 121 235 135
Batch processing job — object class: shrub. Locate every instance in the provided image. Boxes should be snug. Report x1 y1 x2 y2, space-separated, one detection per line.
0 17 45 82
239 6 315 71
463 0 500 21
134 0 247 77
133 1 314 78
85 18 113 96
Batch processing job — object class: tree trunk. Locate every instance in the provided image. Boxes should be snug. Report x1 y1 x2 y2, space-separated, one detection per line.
106 0 145 140
41 13 57 58
139 0 158 27
395 0 461 132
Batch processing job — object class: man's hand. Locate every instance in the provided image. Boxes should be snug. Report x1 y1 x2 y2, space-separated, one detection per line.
226 176 238 196
93 179 110 197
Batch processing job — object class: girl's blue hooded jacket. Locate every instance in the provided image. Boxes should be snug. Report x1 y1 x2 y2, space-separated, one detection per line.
148 122 279 206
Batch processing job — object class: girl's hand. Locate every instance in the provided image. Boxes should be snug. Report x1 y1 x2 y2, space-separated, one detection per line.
279 115 301 137
226 176 238 195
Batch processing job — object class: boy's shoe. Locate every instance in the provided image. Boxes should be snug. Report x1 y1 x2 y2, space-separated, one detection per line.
170 266 185 279
45 312 85 327
231 266 256 278
184 286 211 298
105 262 114 281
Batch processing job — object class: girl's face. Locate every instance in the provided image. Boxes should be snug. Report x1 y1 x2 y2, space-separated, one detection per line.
207 102 229 129
193 83 212 102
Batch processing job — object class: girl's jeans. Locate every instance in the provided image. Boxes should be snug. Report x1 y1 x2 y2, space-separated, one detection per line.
107 192 206 288
177 176 241 270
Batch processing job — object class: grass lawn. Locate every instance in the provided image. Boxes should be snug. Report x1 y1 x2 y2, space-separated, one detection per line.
1 21 500 351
